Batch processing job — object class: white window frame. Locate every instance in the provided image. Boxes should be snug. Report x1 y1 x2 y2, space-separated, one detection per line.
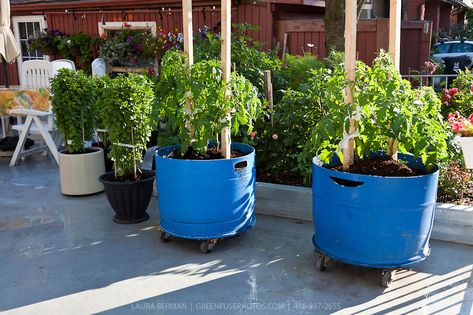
12 15 48 80
98 21 157 36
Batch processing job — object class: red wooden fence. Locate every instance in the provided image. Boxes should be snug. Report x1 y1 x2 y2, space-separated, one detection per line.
276 18 432 74
1 7 431 86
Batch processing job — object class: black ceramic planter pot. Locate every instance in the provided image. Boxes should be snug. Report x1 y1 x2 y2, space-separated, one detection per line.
99 170 155 224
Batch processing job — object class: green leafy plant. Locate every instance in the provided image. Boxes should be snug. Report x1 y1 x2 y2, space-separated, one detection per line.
99 27 182 68
438 161 472 204
281 53 323 90
50 68 97 154
194 23 284 98
27 29 65 55
440 70 473 118
99 74 155 179
251 51 347 184
58 32 102 73
155 49 262 157
299 51 448 181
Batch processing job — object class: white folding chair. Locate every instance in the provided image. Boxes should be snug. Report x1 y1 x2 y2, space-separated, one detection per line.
51 59 76 77
91 58 106 77
9 60 60 166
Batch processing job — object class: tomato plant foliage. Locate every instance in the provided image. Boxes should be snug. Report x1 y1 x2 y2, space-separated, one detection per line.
299 51 448 179
154 49 262 156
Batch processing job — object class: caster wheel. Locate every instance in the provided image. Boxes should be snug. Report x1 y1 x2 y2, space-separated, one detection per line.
160 231 171 243
316 255 327 272
200 241 215 254
382 270 394 288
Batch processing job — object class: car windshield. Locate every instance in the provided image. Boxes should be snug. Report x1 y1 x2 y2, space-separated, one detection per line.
432 43 451 54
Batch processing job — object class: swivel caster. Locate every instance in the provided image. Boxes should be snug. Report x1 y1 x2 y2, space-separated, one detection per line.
160 231 171 243
316 254 328 272
382 270 395 288
200 240 217 254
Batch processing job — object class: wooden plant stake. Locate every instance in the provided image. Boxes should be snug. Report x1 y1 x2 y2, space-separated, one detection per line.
182 0 194 138
220 0 232 159
387 0 401 160
342 0 357 171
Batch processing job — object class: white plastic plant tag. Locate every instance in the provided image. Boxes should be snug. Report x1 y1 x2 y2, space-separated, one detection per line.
84 141 92 148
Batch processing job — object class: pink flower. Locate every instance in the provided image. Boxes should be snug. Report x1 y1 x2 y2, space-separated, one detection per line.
449 87 459 96
470 85 473 93
442 93 452 104
452 121 465 133
249 131 257 140
272 134 278 140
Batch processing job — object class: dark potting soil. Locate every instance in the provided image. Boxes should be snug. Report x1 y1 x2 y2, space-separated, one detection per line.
102 170 155 183
61 147 99 155
167 146 245 160
257 170 309 187
332 156 426 177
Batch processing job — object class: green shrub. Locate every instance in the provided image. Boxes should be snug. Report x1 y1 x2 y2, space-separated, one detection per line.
193 23 284 98
50 68 97 154
99 74 155 179
438 161 472 203
440 69 473 118
282 54 323 90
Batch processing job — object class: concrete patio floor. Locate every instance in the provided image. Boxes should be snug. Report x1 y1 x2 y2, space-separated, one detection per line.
1 155 473 315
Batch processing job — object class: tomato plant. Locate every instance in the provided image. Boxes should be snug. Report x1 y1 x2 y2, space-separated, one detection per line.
154 49 262 157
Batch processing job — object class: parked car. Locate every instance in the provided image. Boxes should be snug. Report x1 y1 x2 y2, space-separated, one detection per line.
431 41 473 68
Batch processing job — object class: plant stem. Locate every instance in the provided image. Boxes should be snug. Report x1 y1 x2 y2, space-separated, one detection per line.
131 128 136 180
387 138 398 160
343 117 356 170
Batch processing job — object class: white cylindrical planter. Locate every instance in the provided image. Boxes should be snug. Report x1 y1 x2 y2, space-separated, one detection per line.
59 147 106 195
457 137 473 169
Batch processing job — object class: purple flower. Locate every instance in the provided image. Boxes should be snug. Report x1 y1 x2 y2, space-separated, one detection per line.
134 44 142 52
127 35 133 43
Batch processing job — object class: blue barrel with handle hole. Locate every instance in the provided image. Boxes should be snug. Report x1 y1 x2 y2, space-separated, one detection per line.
155 142 256 240
312 153 439 268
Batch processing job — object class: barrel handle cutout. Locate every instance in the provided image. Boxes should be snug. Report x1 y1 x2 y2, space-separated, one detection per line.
235 161 248 170
329 176 364 187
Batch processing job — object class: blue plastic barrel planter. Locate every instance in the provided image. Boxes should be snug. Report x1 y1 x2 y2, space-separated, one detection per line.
312 153 439 287
155 142 256 253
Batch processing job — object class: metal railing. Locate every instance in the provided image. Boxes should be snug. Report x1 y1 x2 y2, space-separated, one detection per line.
402 73 459 90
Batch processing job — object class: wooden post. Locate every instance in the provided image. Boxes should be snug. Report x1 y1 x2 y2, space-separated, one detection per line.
182 0 194 141
389 0 401 69
182 0 193 66
282 33 288 63
388 0 401 159
221 0 231 159
342 0 357 171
